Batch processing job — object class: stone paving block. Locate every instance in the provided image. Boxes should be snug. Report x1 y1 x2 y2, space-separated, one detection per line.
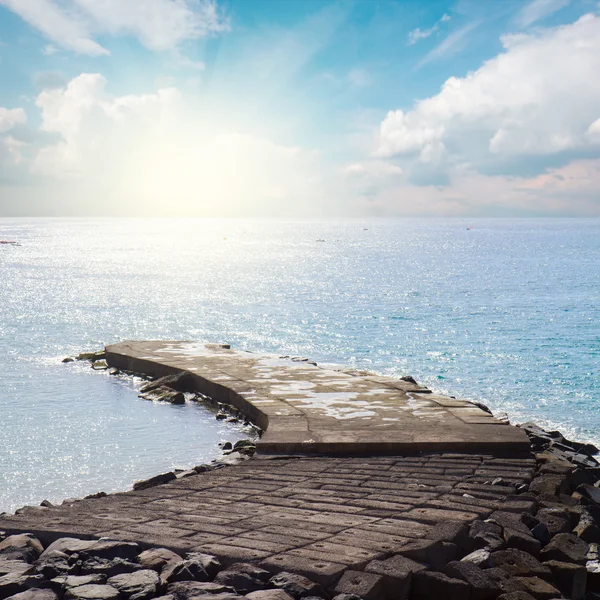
357 519 433 538
213 537 291 554
254 526 333 541
404 506 481 524
326 532 411 553
261 554 347 587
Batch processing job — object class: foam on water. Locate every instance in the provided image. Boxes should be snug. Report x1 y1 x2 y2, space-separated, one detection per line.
1 217 599 512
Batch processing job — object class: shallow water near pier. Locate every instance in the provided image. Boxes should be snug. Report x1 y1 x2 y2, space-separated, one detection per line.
0 217 599 512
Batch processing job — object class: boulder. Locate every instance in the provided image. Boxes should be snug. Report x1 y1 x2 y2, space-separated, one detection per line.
245 592 294 600
365 554 426 598
78 556 141 577
0 535 44 563
397 539 455 570
411 571 470 600
333 570 384 600
489 549 551 577
107 569 161 599
443 561 500 600
530 523 551 545
578 484 600 506
540 533 589 564
504 528 541 556
184 553 221 580
6 590 58 600
0 572 46 598
167 581 237 600
529 475 565 497
139 373 196 394
574 510 600 543
214 564 269 594
535 508 571 537
163 559 211 584
34 551 72 579
50 574 107 590
267 572 325 599
512 576 560 600
469 520 504 551
64 584 121 600
40 539 96 560
461 549 492 568
138 548 183 573
496 594 537 600
133 472 176 491
544 559 587 600
0 560 35 577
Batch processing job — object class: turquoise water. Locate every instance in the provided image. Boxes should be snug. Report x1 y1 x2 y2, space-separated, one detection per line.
1 217 599 512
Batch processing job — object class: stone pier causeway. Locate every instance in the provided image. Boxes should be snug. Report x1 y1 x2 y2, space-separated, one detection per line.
0 341 537 594
104 340 529 455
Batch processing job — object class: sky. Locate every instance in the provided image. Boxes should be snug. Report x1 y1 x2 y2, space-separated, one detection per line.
0 0 599 217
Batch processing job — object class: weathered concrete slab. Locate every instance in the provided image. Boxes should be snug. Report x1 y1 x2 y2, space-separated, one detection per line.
105 341 529 455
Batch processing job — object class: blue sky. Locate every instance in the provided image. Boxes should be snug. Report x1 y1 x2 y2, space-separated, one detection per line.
0 0 599 216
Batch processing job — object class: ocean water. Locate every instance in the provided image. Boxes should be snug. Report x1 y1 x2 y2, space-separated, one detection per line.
1 217 599 513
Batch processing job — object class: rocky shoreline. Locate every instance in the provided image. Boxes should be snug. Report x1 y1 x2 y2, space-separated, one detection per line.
2 354 600 599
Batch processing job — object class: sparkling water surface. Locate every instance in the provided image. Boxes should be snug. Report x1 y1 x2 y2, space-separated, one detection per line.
1 217 599 512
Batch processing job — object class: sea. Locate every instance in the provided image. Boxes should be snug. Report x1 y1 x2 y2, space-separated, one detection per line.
0 217 598 513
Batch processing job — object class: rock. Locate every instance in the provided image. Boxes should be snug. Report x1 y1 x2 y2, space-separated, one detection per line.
578 484 600 505
50 574 107 590
234 440 255 450
512 576 560 600
167 581 237 599
530 523 551 546
163 559 210 584
7 590 58 600
267 572 325 599
216 413 227 420
540 533 589 564
133 472 176 490
0 559 35 577
62 357 74 363
469 520 505 551
574 509 600 543
461 549 491 568
80 540 140 562
76 351 105 361
140 387 185 404
444 561 500 600
489 549 551 577
64 584 121 600
365 554 426 598
39 500 53 508
138 548 183 573
107 569 160 599
139 372 196 394
504 528 541 556
91 360 108 370
40 539 96 560
34 551 72 578
535 508 571 537
529 475 565 497
544 559 587 600
333 570 384 600
214 564 270 594
331 596 361 600
245 591 295 600
184 553 221 579
488 512 531 537
78 556 141 577
496 594 537 600
397 539 456 570
175 470 197 479
411 571 470 600
400 375 417 384
0 572 45 598
0 535 44 563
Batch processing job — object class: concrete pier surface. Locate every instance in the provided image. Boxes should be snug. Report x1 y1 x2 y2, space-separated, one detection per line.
104 340 529 455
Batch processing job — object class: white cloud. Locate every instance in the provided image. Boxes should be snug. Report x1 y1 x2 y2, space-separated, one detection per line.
407 13 450 45
515 0 571 29
30 73 328 215
415 20 479 68
378 14 600 172
0 0 228 56
0 107 27 166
